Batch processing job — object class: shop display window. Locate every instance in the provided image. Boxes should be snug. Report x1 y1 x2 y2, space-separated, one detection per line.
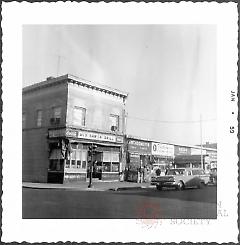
102 151 120 172
82 161 86 169
68 149 87 169
112 163 119 172
77 160 81 168
103 162 111 172
71 160 76 168
66 160 70 168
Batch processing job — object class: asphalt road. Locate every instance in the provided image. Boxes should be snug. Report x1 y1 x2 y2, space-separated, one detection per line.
22 185 217 219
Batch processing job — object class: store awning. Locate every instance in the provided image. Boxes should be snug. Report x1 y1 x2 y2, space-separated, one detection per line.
174 155 203 164
49 149 64 160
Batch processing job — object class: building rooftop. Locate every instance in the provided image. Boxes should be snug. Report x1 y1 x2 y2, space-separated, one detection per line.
23 74 129 99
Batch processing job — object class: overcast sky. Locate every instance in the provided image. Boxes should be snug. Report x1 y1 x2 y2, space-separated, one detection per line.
23 25 217 146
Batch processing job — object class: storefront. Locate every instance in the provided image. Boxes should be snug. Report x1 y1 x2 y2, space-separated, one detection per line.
151 142 174 174
48 127 124 183
174 145 191 168
126 137 151 182
206 150 217 170
174 146 207 169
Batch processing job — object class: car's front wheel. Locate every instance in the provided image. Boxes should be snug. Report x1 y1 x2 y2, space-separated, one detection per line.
156 185 162 191
176 181 184 191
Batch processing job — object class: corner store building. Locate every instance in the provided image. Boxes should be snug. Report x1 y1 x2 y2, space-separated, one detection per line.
22 74 128 183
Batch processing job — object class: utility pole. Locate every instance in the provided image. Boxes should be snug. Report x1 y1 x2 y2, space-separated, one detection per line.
88 144 97 188
200 114 203 169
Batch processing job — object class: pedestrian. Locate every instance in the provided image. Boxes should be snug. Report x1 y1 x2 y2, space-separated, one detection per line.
156 168 161 176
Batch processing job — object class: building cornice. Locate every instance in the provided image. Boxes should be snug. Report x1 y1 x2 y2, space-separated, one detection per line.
23 74 129 99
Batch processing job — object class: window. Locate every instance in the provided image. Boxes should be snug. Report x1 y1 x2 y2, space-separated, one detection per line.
36 110 43 127
22 112 26 129
102 152 120 172
69 148 87 169
73 107 86 126
50 107 61 125
110 114 119 131
53 107 61 118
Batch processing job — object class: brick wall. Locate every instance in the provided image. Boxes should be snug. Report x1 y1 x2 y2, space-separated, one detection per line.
22 82 68 183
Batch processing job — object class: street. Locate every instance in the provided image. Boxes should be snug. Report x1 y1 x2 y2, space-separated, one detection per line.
23 185 216 219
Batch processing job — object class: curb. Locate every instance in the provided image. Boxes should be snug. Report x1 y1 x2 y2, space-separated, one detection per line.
109 186 144 191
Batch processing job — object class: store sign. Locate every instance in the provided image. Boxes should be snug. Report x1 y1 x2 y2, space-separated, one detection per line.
48 129 66 138
207 151 217 162
174 146 191 155
49 128 124 144
151 142 174 157
128 140 151 154
191 148 207 155
71 129 123 143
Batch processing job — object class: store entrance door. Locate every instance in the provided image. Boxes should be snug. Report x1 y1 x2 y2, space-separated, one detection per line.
92 152 103 180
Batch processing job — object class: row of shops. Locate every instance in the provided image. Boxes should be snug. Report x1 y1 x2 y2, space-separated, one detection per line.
47 128 217 183
125 137 217 182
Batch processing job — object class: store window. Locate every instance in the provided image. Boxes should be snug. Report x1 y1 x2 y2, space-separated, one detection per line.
69 149 87 169
103 162 111 172
82 151 87 169
73 106 86 126
111 152 119 172
110 114 119 132
36 109 43 127
102 151 120 172
22 112 26 129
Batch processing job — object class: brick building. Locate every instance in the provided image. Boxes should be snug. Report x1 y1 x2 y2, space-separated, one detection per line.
22 74 128 183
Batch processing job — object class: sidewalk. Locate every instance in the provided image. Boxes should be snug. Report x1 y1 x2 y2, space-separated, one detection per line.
22 181 154 192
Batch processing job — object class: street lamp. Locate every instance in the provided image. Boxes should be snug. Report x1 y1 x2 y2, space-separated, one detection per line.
88 143 97 188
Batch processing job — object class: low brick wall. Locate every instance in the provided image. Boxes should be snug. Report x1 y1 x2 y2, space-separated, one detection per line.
64 172 86 182
101 172 119 181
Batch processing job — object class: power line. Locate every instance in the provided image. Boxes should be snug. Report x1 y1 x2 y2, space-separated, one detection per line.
126 115 216 124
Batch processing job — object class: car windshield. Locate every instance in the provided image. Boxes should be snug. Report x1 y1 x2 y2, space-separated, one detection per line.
166 169 184 175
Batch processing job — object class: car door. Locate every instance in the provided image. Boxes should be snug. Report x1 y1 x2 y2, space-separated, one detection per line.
184 170 194 187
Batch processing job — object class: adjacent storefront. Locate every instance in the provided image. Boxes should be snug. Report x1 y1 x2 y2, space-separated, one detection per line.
206 150 217 169
174 145 208 169
126 138 151 182
174 145 192 168
151 142 174 173
48 127 124 183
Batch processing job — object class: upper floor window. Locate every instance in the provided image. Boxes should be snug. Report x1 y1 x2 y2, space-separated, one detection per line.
36 109 43 127
73 107 86 126
110 114 119 132
22 112 26 129
50 106 61 125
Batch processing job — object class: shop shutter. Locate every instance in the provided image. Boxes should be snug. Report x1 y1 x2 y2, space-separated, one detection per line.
111 152 119 162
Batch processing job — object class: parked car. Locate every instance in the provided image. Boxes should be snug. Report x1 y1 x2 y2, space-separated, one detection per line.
209 168 217 185
154 168 210 191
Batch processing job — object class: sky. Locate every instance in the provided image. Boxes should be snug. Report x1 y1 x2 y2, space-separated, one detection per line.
22 25 217 146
